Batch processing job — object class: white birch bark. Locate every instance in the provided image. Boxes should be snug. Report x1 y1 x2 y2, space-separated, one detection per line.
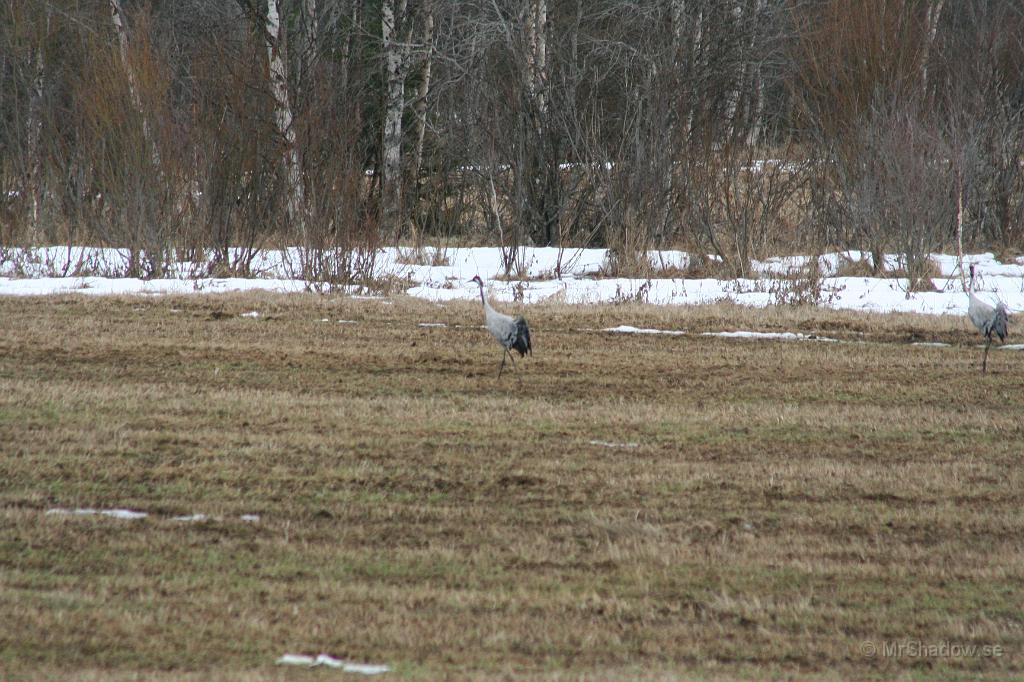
921 0 944 94
412 1 434 184
381 0 410 238
525 0 548 119
26 45 45 234
686 6 703 135
340 0 361 93
722 1 744 137
656 0 688 243
302 0 319 64
746 0 765 147
265 0 305 235
109 0 161 170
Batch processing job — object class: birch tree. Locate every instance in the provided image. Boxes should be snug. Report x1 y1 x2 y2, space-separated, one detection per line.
109 0 162 171
264 0 305 236
25 39 45 235
380 0 411 239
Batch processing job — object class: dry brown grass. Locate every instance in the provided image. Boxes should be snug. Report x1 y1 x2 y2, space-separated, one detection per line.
1 294 1021 681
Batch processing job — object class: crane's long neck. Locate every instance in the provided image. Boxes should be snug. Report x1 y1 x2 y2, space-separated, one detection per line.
477 283 496 317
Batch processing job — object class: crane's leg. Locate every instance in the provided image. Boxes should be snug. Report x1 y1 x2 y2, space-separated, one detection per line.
982 339 991 374
498 349 517 378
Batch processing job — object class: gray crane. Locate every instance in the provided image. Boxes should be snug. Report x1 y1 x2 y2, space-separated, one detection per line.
470 275 532 377
967 264 1009 373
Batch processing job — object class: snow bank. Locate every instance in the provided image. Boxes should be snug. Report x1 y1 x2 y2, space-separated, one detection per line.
2 246 1021 317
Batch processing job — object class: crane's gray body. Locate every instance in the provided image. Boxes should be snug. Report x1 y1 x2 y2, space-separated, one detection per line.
967 265 1010 373
968 292 1008 343
471 276 532 376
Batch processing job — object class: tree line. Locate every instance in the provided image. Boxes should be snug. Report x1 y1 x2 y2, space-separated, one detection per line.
2 0 1022 285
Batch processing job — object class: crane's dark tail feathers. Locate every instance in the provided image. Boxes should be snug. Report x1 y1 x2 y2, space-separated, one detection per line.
511 316 532 357
990 303 1009 343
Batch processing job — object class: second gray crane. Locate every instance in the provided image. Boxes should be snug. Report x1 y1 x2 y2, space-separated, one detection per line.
967 264 1009 373
470 275 532 377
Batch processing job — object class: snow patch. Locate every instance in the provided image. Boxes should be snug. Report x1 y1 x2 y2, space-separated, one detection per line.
2 247 1022 319
276 653 389 674
602 325 686 336
701 330 838 342
46 508 148 520
170 514 209 522
589 440 640 449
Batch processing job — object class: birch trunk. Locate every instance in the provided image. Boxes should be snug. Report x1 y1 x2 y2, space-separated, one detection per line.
722 1 744 139
686 7 703 136
109 0 161 170
381 0 410 239
265 0 305 237
522 0 554 245
525 0 548 119
921 0 944 95
340 0 361 94
26 45 45 235
412 1 434 185
746 0 765 148
656 0 687 244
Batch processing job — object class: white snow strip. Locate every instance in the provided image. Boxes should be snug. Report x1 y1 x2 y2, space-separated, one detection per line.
999 344 1024 351
417 322 447 327
45 508 266 523
240 310 260 318
46 508 148 520
101 509 149 519
602 325 686 335
170 514 209 522
701 330 838 342
912 342 951 347
276 654 389 674
338 320 358 324
2 247 1022 319
589 440 640 449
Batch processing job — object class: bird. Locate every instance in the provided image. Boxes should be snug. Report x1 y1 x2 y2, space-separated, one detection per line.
967 263 1009 373
470 275 532 377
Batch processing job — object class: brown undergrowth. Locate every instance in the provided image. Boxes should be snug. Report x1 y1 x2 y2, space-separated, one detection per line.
0 294 1021 680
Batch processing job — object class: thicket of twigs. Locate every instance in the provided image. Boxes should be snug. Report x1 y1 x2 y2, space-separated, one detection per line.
2 1 1023 286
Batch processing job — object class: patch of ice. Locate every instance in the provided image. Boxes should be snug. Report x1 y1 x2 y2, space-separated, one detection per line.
240 514 260 522
240 310 260 318
276 653 389 674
